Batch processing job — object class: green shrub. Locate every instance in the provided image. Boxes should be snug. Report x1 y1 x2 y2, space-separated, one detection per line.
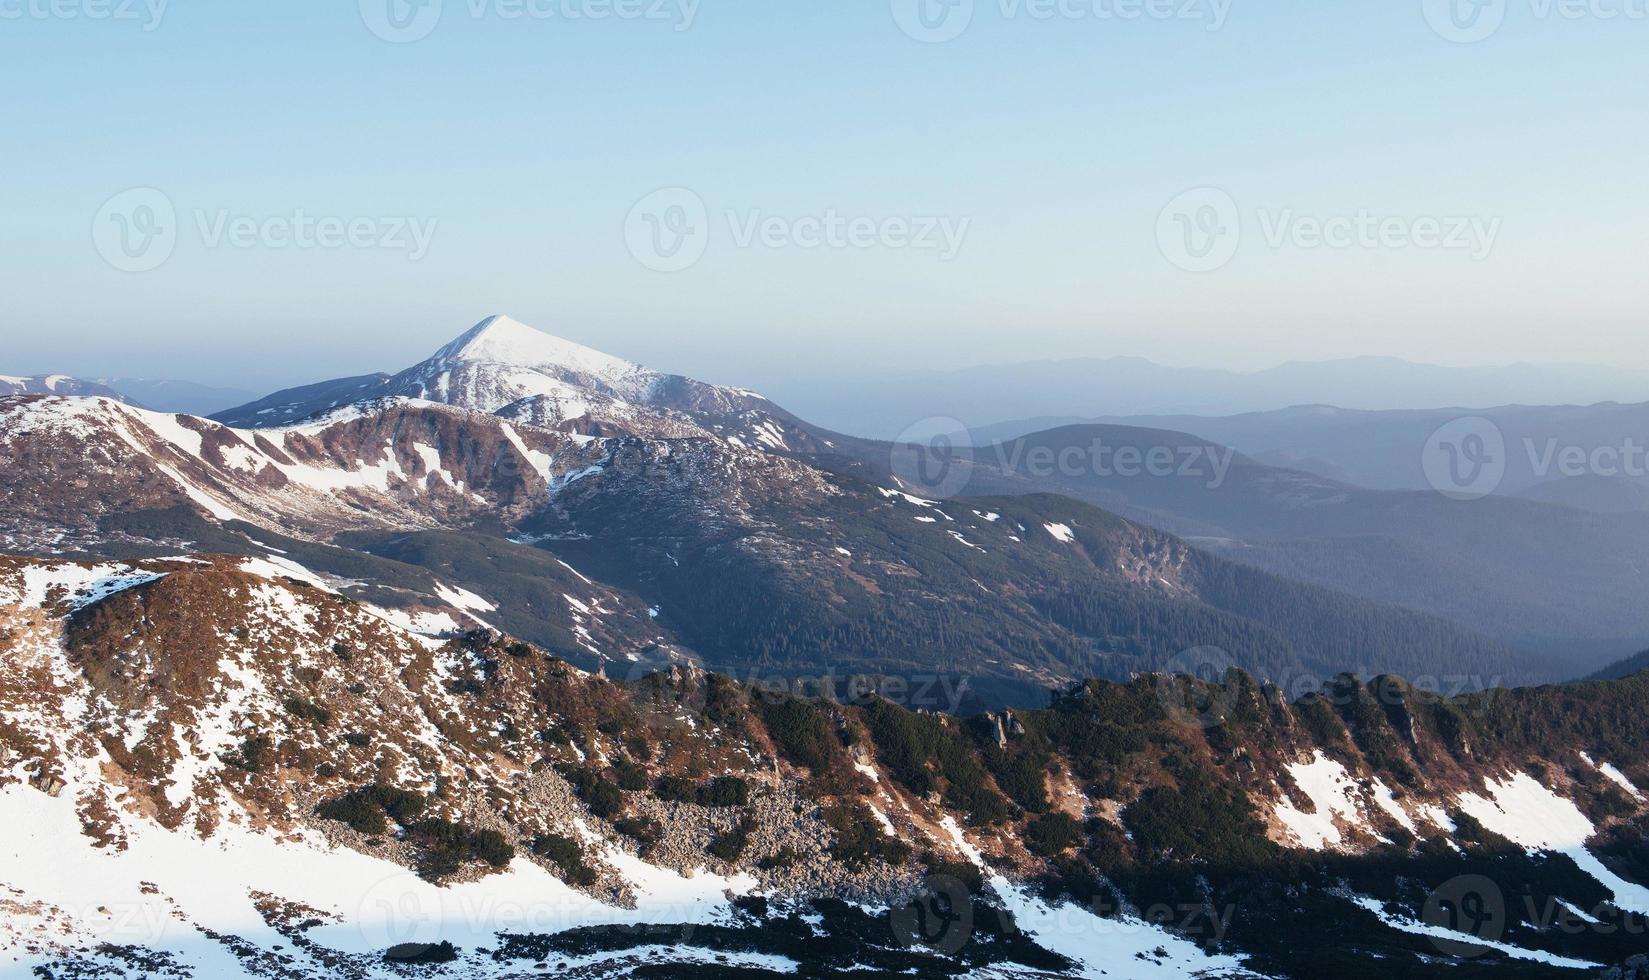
533 834 598 886
613 817 664 848
754 694 839 776
824 802 912 868
406 819 516 881
1025 812 1083 857
232 734 275 772
316 784 428 835
284 695 332 727
652 775 751 808
859 699 1010 825
708 816 755 863
654 775 697 803
1124 770 1275 869
698 776 751 808
613 760 650 791
561 766 626 820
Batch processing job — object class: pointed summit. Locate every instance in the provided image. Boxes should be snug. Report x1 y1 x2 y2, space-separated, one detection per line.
214 313 808 450
433 315 644 383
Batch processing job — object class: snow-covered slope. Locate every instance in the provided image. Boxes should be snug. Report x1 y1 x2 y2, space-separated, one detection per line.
214 315 826 452
0 394 602 551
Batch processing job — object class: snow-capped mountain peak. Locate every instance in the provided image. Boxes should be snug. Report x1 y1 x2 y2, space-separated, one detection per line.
212 314 822 451
432 314 648 384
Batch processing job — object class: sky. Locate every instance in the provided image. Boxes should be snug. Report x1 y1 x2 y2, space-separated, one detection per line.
1 0 1646 395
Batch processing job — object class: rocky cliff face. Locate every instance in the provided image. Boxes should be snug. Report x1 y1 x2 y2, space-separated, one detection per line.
2 553 1647 978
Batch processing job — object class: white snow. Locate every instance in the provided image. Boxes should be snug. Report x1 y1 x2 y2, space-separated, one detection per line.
435 582 496 613
0 783 763 978
1369 778 1419 836
238 555 338 593
1272 752 1369 851
1456 772 1649 914
1044 523 1076 544
17 562 167 611
934 817 1252 979
439 315 644 383
1580 752 1644 801
1349 895 1600 970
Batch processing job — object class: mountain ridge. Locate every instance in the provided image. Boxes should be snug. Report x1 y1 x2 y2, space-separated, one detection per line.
2 552 1647 977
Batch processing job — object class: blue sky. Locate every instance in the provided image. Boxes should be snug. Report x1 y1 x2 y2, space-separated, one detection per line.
1 0 1645 392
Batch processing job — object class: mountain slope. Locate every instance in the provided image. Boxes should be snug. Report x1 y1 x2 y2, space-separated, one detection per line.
214 315 830 452
3 554 1648 978
517 438 1539 703
0 390 1535 707
803 422 1649 675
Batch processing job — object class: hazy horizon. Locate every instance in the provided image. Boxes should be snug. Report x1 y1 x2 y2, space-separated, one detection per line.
4 3 1646 390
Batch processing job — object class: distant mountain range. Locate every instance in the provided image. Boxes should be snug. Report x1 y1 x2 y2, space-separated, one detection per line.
974 401 1649 508
1 373 262 416
7 315 1649 978
0 317 1532 710
765 356 1649 441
